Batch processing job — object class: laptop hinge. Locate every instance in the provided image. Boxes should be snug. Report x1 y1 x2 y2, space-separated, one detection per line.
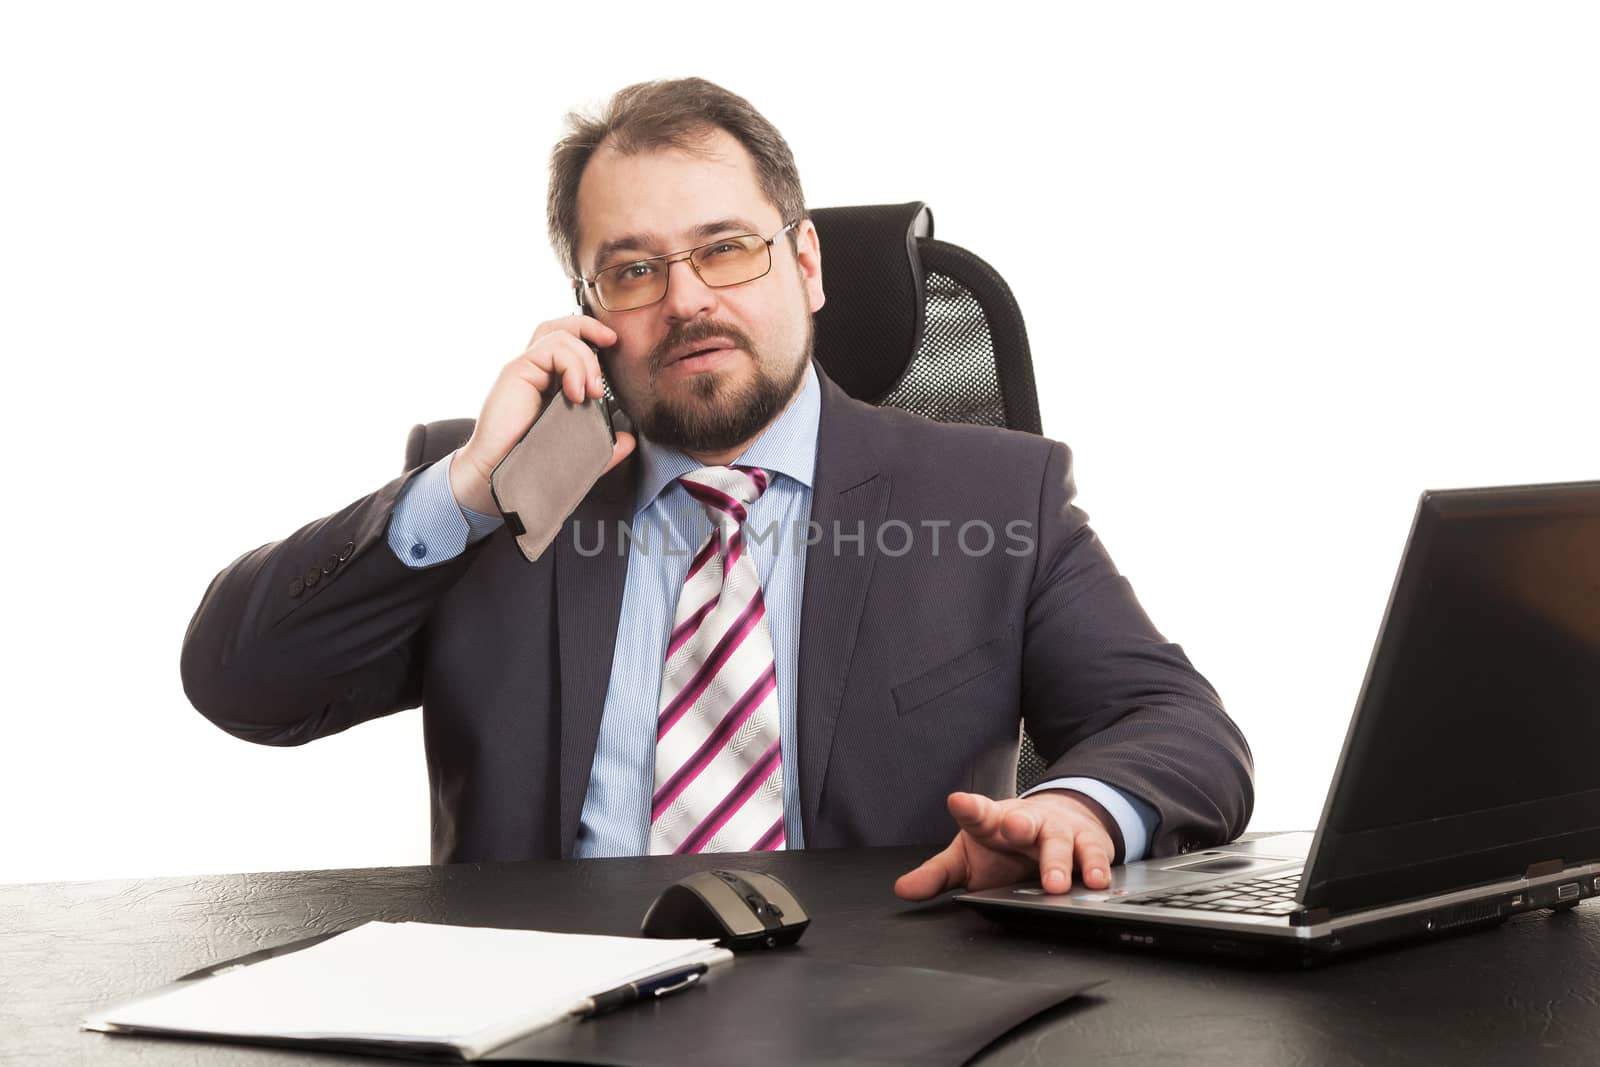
1291 907 1330 927
1524 858 1564 879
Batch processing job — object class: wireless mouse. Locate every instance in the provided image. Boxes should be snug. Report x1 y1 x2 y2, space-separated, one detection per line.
640 868 810 950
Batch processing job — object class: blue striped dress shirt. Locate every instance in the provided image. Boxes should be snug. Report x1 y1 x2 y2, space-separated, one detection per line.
388 364 1158 860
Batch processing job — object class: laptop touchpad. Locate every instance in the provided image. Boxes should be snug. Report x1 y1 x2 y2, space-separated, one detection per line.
1160 854 1292 875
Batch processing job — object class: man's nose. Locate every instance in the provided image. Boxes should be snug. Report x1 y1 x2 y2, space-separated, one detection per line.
660 256 717 322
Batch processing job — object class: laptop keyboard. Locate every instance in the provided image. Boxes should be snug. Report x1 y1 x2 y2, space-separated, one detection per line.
1127 871 1304 917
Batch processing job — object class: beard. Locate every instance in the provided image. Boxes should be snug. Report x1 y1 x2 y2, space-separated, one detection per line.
619 313 813 455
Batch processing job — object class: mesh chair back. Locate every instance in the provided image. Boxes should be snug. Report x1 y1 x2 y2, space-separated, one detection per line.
810 203 1043 434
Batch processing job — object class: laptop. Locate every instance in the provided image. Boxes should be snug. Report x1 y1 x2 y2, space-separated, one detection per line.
960 480 1600 961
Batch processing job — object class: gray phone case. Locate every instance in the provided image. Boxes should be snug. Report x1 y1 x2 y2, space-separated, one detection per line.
489 393 616 562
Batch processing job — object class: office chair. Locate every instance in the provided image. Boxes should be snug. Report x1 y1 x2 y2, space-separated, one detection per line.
404 201 1052 793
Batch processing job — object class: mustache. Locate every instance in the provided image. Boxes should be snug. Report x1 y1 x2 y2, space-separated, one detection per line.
647 319 757 374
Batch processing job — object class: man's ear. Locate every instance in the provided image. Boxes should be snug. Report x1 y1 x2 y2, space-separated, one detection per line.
795 218 825 314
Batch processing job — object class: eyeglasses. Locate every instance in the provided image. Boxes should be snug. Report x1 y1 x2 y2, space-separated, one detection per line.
576 221 800 313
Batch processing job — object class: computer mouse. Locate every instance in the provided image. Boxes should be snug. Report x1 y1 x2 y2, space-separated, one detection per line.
640 868 810 950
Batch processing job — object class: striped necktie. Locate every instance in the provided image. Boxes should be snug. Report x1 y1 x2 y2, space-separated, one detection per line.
648 465 785 855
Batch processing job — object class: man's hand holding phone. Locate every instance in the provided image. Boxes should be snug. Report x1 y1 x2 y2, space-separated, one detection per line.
448 316 637 515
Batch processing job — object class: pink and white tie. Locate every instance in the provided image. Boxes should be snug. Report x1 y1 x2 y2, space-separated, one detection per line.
648 465 785 855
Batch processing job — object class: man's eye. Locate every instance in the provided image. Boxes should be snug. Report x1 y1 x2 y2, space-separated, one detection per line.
701 242 740 258
620 262 658 280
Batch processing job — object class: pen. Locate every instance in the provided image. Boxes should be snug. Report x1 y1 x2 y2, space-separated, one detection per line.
583 963 710 1017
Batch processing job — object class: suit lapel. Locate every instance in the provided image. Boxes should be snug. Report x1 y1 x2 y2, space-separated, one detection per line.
554 455 637 858
796 372 889 839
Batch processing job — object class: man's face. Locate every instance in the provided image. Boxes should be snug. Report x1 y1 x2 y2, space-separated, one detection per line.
573 128 825 456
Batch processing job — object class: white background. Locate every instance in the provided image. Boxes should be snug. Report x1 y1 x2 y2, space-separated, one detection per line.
2 2 1595 886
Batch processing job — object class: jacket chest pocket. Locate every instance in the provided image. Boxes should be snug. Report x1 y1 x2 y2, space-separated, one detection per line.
892 630 1014 717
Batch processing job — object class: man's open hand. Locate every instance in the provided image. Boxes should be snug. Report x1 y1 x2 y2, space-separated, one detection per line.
893 791 1116 899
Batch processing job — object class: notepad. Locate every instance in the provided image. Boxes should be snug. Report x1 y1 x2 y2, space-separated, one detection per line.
82 921 731 1061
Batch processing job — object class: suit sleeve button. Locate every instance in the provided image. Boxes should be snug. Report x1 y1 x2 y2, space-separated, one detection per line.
304 567 320 587
339 540 355 560
323 555 339 575
288 576 305 597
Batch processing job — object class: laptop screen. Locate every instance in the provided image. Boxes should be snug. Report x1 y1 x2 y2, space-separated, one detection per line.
1301 482 1600 915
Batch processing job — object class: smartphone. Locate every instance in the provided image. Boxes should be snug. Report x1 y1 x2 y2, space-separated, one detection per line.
488 388 616 562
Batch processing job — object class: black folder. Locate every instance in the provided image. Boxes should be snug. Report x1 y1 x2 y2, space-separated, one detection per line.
490 954 1102 1067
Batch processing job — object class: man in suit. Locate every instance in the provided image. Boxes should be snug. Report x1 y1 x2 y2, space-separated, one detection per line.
181 78 1253 899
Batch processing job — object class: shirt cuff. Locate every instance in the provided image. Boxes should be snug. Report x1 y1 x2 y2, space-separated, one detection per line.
1022 776 1160 865
387 449 504 569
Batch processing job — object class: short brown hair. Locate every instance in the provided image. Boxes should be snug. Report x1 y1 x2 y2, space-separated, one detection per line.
547 78 807 280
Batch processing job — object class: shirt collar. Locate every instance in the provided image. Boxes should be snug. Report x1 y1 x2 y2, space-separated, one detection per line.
634 361 820 514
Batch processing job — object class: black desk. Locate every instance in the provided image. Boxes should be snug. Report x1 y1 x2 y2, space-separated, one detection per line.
5 846 1598 1064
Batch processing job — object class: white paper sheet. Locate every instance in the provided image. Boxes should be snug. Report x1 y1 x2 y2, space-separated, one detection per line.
83 921 729 1059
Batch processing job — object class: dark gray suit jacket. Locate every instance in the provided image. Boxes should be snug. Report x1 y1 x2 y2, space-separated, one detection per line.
182 368 1253 864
